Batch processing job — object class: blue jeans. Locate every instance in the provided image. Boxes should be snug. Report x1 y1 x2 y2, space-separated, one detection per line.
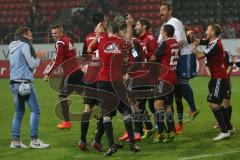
10 83 40 140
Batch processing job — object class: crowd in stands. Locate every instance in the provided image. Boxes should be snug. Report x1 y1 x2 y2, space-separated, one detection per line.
0 0 240 44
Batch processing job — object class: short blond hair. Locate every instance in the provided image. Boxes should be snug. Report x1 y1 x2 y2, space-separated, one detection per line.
50 24 63 32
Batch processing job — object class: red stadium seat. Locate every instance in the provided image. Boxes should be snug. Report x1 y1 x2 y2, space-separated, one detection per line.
140 13 147 18
127 5 132 11
139 0 147 3
7 17 14 24
19 17 25 24
153 19 161 26
132 13 141 19
0 18 5 24
140 5 147 11
128 0 136 3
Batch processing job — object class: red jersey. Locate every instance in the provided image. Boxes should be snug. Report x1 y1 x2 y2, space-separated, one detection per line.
82 32 107 83
84 32 98 52
98 36 126 81
47 35 81 76
155 38 180 84
129 32 158 78
203 38 228 79
136 31 158 60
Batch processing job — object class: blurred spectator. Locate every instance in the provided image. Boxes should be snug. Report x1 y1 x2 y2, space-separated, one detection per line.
225 24 236 39
1 0 240 44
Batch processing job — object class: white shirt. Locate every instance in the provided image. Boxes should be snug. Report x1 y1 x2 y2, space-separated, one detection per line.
157 17 192 55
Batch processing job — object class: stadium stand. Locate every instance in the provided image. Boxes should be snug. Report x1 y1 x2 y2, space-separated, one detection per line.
0 0 240 44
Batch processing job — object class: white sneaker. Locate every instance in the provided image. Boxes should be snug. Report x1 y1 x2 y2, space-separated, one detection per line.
30 139 50 149
213 132 230 141
213 123 220 129
10 141 28 149
229 127 236 135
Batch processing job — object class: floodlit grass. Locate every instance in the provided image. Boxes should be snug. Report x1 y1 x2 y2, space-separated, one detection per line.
0 77 240 160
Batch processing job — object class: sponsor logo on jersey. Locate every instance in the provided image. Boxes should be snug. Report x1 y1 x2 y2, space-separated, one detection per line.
104 41 121 54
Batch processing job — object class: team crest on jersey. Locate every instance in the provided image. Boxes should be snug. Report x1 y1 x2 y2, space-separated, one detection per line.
103 41 121 54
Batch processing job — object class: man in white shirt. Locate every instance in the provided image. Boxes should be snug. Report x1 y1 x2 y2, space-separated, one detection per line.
158 2 199 134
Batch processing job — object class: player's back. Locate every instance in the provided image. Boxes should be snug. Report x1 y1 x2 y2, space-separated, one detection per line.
159 38 180 84
161 38 180 71
98 36 125 81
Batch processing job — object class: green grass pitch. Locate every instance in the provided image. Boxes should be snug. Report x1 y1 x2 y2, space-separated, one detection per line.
0 77 240 160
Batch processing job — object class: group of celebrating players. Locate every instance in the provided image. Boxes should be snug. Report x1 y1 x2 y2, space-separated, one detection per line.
42 2 240 157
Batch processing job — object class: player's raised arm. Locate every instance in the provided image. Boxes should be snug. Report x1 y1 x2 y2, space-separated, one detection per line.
126 14 134 41
192 24 221 60
192 42 205 59
233 56 240 68
235 59 240 68
87 23 102 53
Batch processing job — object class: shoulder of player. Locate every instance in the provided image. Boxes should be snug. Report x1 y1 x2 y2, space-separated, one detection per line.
165 38 179 47
168 17 181 23
57 35 72 45
56 40 65 46
85 32 96 42
211 38 222 50
217 38 223 46
117 36 126 41
167 17 183 28
106 36 124 42
89 32 98 38
146 33 156 41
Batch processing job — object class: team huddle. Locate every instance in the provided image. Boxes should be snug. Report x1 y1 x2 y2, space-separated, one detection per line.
8 2 240 157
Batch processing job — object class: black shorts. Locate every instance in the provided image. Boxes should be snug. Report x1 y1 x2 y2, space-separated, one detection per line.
97 81 131 117
83 82 99 106
129 85 155 113
207 78 230 104
131 86 155 101
59 70 85 97
132 83 174 108
154 91 174 106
